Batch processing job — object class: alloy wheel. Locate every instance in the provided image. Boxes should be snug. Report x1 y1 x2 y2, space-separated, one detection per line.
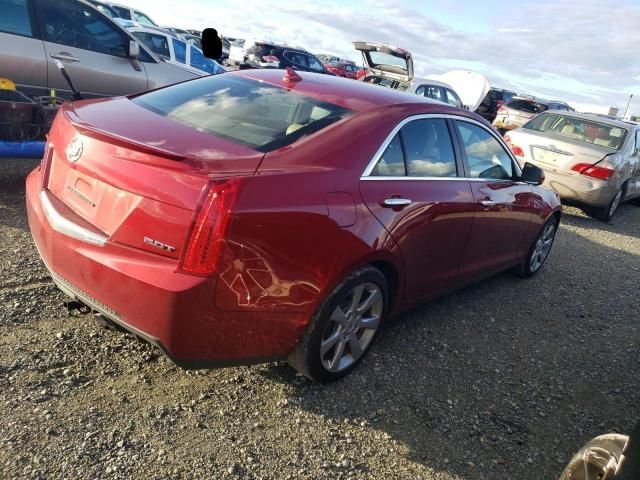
609 190 622 218
529 222 556 273
320 282 383 373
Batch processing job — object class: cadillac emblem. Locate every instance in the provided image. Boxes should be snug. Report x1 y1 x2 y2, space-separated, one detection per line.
66 136 83 163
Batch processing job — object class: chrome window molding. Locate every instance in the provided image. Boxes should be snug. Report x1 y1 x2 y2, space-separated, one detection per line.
40 190 108 246
360 113 523 180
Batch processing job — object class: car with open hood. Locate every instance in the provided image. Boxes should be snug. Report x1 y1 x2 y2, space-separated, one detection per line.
26 68 560 382
505 111 640 221
353 42 485 111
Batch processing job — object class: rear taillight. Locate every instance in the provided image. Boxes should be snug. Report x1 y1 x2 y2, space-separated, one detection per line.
571 163 615 180
497 106 506 115
503 135 524 157
496 100 504 109
179 180 239 276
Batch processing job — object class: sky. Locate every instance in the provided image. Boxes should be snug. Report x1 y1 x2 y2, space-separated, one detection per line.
125 0 640 115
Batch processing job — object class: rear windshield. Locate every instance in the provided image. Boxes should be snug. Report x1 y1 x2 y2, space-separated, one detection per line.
507 99 548 114
523 113 628 150
369 52 407 70
132 75 351 152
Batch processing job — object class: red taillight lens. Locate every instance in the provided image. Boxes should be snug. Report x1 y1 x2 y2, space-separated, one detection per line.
179 180 239 276
504 135 524 157
571 163 615 180
496 100 504 108
497 106 506 115
262 55 280 64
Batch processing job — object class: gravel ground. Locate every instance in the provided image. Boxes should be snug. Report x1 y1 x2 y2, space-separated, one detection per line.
1 157 639 480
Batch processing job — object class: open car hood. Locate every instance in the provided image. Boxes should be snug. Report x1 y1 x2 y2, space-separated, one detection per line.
353 41 414 83
426 70 491 111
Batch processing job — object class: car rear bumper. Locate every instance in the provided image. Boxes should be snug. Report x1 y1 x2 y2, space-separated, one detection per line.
537 167 618 208
26 167 302 368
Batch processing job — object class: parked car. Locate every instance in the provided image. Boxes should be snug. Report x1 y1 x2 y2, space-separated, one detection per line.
103 1 157 26
476 87 518 122
128 26 225 75
405 79 465 108
0 0 201 99
353 42 477 109
505 112 640 220
324 61 359 79
241 42 330 74
26 69 560 382
493 96 574 132
163 28 229 61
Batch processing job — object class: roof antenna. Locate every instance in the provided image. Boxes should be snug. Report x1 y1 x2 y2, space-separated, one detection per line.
283 66 302 84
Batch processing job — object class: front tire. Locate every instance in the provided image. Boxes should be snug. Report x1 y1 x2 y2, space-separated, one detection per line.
514 216 558 278
288 266 387 382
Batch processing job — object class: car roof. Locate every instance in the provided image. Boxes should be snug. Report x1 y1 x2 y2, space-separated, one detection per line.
411 78 454 89
543 110 637 129
233 69 470 114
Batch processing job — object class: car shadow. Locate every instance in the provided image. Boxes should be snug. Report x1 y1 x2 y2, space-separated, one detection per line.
0 158 40 232
260 219 640 479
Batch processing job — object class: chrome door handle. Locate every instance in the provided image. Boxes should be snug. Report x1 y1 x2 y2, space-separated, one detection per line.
383 198 411 207
51 52 80 62
479 199 496 207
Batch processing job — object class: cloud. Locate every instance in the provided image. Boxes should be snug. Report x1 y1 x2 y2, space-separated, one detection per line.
125 0 640 113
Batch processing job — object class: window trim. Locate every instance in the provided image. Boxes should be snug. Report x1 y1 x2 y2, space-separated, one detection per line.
361 114 522 181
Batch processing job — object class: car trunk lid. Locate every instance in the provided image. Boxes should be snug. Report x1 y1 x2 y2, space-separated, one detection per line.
353 41 413 83
509 129 615 171
43 99 263 259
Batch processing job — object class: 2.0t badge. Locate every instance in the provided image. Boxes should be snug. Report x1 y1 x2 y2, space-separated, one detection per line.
66 136 83 163
143 237 176 253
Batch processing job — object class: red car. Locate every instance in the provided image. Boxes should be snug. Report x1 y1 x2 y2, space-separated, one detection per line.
323 61 359 79
26 68 561 382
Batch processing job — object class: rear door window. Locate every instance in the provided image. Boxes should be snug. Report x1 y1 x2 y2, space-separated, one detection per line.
425 85 444 102
283 50 307 68
305 54 325 72
1 0 32 36
455 121 514 179
172 38 186 63
39 0 128 57
132 10 154 26
444 89 462 108
133 31 170 58
132 75 351 152
370 119 458 178
111 5 130 19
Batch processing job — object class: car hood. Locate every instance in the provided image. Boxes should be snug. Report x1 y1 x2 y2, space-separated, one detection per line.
353 41 413 83
426 70 491 111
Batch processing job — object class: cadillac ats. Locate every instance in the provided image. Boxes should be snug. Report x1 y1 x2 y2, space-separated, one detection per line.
26 68 561 381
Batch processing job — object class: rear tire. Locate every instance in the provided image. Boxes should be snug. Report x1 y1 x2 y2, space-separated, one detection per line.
288 266 387 382
514 216 558 278
590 185 624 222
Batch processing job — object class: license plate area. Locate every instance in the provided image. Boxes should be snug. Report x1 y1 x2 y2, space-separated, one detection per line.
531 146 571 165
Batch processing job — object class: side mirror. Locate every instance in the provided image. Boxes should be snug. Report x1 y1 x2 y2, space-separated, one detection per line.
521 162 545 185
128 40 140 59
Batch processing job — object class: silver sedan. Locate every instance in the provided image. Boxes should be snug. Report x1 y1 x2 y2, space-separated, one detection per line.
505 112 640 221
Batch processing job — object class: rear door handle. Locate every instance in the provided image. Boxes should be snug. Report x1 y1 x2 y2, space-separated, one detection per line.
51 52 80 62
382 198 411 208
479 199 496 207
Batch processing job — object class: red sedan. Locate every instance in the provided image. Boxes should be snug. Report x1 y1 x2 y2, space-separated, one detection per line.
26 68 561 382
323 61 359 79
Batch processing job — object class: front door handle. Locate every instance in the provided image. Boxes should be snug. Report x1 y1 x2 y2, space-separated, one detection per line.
479 199 496 207
51 52 80 62
382 198 412 208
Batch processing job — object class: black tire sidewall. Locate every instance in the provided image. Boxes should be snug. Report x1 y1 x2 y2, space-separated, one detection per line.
289 266 388 383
